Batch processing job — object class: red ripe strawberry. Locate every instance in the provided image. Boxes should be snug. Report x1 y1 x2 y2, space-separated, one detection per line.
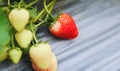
49 13 78 39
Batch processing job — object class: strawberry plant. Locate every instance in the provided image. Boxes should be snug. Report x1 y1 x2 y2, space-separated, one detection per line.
43 0 78 39
0 0 79 71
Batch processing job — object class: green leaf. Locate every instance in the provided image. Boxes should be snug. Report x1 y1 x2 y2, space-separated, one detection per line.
0 7 11 48
0 32 10 46
28 7 37 18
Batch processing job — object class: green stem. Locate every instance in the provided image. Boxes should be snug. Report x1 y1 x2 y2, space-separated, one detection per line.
34 0 54 22
8 0 11 7
45 0 56 21
30 22 38 44
33 20 46 30
33 32 38 44
11 34 15 48
25 0 38 8
44 0 55 19
18 0 24 9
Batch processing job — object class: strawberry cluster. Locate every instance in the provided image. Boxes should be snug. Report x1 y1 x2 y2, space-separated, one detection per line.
0 0 78 71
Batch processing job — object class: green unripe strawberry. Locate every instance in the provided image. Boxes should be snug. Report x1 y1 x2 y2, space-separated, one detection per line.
0 46 9 62
29 42 52 70
8 48 22 64
9 8 30 32
15 29 33 48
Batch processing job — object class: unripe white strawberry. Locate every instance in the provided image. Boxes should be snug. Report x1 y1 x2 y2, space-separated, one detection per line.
0 46 9 62
32 52 57 71
15 29 33 48
8 48 22 64
29 42 52 70
9 8 30 32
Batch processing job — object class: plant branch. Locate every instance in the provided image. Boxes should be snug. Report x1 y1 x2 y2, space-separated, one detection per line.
25 0 38 8
18 0 24 9
30 22 38 44
44 0 55 19
33 20 46 30
11 34 15 48
8 0 11 7
45 0 56 21
34 0 54 22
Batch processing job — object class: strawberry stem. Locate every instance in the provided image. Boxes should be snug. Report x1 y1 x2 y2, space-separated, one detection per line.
11 34 15 48
45 0 56 22
25 0 38 8
18 0 24 9
33 20 46 30
30 22 38 44
44 0 55 21
7 0 14 8
8 0 11 8
34 0 54 22
33 32 38 44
